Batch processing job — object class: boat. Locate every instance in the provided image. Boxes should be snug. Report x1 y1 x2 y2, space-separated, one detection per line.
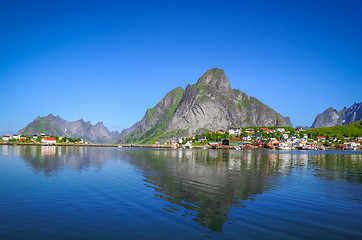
234 146 241 150
343 147 356 150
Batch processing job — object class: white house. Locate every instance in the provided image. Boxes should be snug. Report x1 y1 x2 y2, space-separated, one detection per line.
242 135 251 141
276 128 285 133
12 134 19 139
2 136 10 142
228 128 241 135
317 136 326 142
41 137 56 144
198 136 207 142
269 136 277 141
282 134 289 140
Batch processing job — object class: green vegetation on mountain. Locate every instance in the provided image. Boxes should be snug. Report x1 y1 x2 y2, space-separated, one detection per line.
123 87 184 144
305 120 362 140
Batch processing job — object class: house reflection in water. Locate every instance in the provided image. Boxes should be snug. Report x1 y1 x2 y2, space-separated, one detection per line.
16 146 117 176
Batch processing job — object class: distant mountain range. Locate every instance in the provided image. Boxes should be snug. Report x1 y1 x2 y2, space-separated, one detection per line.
121 68 292 143
18 114 122 144
311 102 362 128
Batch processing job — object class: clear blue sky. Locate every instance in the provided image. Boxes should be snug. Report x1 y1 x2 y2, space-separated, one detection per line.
1 0 361 135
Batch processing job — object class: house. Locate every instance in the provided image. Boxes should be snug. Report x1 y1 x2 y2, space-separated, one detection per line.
269 136 277 141
260 128 275 133
228 128 241 135
32 134 38 140
41 137 56 144
352 142 360 147
263 141 280 148
245 128 254 133
2 135 10 142
199 136 207 142
252 134 263 139
295 127 305 132
171 140 178 148
290 135 297 139
208 142 220 147
358 137 362 141
19 137 26 141
344 137 350 141
252 140 263 147
215 129 226 134
222 139 246 146
12 134 19 139
317 136 326 142
242 135 251 141
276 128 285 133
282 134 289 140
189 136 195 140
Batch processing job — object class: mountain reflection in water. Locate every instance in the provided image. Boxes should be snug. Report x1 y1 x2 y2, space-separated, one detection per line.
7 145 362 233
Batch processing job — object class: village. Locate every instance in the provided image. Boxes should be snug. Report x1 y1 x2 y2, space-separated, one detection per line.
1 126 361 150
158 127 362 150
1 133 85 145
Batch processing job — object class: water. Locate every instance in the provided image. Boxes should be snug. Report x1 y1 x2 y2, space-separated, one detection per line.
0 146 361 239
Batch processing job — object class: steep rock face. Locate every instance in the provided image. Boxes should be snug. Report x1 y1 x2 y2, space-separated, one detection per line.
138 87 184 133
122 68 292 143
345 103 362 124
311 102 362 128
165 68 290 134
121 87 184 143
311 107 345 128
18 114 121 143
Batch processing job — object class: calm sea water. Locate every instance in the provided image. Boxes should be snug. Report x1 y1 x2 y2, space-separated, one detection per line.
0 146 361 239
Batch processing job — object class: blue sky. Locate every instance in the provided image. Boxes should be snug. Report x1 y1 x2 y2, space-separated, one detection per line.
1 0 361 134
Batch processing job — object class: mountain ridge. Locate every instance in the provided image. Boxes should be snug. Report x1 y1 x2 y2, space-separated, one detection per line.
311 102 362 128
18 114 121 144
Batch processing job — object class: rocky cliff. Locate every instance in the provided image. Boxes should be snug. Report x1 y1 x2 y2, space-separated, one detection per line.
18 114 121 144
122 68 292 143
311 102 362 128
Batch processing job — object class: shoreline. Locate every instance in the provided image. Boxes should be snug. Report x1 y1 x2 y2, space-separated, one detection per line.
0 142 358 150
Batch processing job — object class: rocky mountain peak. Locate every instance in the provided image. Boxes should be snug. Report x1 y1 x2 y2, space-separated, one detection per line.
196 68 231 92
121 68 292 143
311 102 362 128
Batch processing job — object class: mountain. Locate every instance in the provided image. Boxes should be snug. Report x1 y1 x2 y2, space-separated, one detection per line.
122 68 292 143
18 114 121 144
311 102 362 128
